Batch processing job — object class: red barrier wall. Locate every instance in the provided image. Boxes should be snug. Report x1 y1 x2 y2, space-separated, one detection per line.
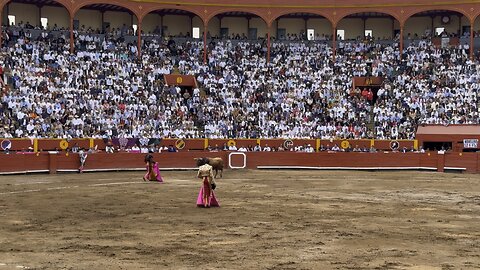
0 153 50 173
0 151 478 174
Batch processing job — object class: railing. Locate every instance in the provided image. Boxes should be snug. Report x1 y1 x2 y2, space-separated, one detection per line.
0 138 417 153
6 26 477 51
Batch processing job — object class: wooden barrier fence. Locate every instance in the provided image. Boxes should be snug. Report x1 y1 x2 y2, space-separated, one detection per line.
0 151 477 174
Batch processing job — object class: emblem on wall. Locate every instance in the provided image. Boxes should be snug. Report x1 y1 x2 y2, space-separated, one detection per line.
390 140 400 150
119 137 129 149
1 139 12 150
175 139 186 150
139 138 149 146
59 140 69 150
283 139 294 150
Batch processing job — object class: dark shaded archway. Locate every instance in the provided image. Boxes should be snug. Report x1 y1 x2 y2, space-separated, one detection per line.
207 11 267 40
272 12 332 41
1 0 70 47
336 12 400 41
72 3 140 55
74 3 137 35
3 0 69 29
471 14 480 59
403 9 470 57
142 9 204 38
404 10 467 40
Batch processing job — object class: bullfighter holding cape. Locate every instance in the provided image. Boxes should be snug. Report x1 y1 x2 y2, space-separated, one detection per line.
196 158 220 208
143 154 163 182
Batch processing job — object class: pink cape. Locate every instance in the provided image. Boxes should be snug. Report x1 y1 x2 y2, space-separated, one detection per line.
196 185 220 207
144 162 163 182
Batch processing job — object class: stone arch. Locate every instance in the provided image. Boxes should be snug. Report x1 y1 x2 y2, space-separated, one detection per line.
206 8 268 26
2 0 71 28
141 8 205 37
334 10 401 40
140 5 205 23
270 9 333 27
72 0 138 19
206 9 269 40
334 9 401 26
4 0 70 11
403 7 470 23
403 8 470 39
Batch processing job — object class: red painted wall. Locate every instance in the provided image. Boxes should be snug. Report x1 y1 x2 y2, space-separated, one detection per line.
0 151 478 174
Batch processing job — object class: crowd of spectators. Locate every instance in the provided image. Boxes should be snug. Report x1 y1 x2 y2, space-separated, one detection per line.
0 23 478 141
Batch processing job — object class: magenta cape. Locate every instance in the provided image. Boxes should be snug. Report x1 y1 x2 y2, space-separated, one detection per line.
144 162 163 182
196 185 220 207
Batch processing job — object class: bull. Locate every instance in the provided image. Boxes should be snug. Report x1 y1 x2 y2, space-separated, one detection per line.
195 157 224 178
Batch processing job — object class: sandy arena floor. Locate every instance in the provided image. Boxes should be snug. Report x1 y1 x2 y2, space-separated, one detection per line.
0 170 479 270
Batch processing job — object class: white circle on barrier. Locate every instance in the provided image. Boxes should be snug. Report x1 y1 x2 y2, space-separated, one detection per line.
228 152 246 169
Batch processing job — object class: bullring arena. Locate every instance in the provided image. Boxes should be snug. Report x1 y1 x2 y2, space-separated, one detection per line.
1 0 480 268
0 170 479 269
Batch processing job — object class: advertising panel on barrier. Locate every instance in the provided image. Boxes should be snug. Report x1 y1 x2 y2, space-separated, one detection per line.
463 139 478 149
0 138 419 152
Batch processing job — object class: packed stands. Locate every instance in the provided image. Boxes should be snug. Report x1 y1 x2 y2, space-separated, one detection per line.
0 23 478 141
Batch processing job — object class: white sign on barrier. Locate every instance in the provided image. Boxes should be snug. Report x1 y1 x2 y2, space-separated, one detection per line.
463 139 478 149
228 152 246 169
